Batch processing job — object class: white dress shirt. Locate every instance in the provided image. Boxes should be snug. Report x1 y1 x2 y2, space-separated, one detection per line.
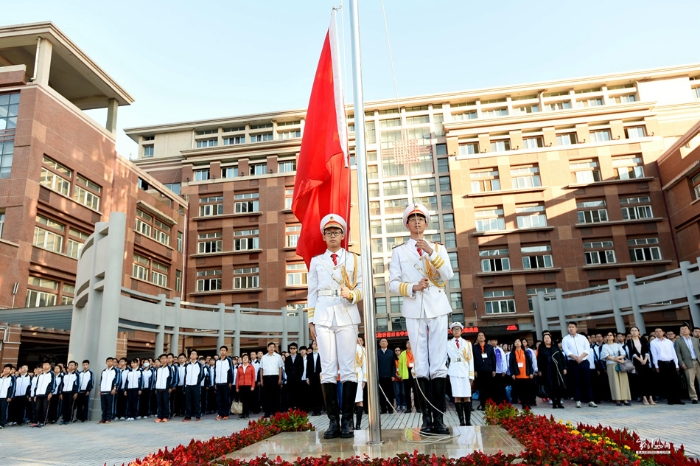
261 353 284 376
650 337 679 368
562 333 591 359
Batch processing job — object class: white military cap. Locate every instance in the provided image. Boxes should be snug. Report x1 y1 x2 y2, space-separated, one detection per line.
450 321 464 329
320 214 347 234
402 203 430 226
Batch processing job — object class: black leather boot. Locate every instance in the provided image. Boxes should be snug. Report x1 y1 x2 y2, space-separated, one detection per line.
340 381 357 438
464 399 472 426
322 383 340 439
354 405 362 430
455 402 465 426
431 378 449 435
417 378 432 435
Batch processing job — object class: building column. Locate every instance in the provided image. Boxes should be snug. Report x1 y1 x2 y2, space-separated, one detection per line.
532 293 543 336
684 260 700 326
171 299 180 356
233 305 241 356
106 98 118 134
608 279 626 333
626 275 646 335
537 292 550 334
282 307 289 350
34 37 53 87
555 289 567 339
155 294 166 358
217 303 226 351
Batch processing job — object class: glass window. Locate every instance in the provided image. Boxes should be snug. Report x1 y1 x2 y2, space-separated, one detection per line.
0 92 19 178
521 244 554 269
196 269 222 292
74 175 101 211
583 241 616 265
628 238 661 262
516 204 547 228
444 232 456 248
441 194 453 210
475 208 505 232
0 209 4 238
570 159 601 183
234 192 260 213
143 145 154 157
197 231 223 254
33 215 65 253
40 156 72 196
390 296 403 313
556 132 577 145
693 173 700 200
384 180 408 196
480 249 510 272
286 263 308 286
490 140 511 152
625 126 647 139
224 135 245 145
279 161 296 173
437 159 449 173
234 229 260 251
443 213 454 229
375 297 387 315
286 225 301 247
193 169 209 181
523 136 544 149
471 169 500 193
612 156 645 180
439 176 451 192
589 130 611 142
577 199 608 223
222 167 239 178
459 142 479 155
196 138 218 148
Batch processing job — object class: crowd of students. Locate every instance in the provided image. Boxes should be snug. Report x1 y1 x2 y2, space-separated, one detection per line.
0 341 326 429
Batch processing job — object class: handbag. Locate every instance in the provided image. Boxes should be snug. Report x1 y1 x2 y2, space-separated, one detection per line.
616 359 635 372
231 400 243 414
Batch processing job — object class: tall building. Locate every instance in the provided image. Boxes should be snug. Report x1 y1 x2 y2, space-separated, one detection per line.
127 64 700 339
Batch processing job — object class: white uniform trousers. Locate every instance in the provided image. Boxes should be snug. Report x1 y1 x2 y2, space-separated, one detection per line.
316 320 358 384
355 370 364 402
406 314 448 379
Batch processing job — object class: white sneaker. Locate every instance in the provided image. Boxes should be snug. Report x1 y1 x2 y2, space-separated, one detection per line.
548 399 553 405
136 416 142 420
576 401 582 408
588 402 598 408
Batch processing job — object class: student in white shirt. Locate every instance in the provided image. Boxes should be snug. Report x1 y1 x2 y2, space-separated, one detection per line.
561 322 597 408
260 342 284 417
650 327 684 405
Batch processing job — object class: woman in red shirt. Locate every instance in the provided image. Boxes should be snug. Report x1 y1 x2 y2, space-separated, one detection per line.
508 338 534 410
236 354 256 419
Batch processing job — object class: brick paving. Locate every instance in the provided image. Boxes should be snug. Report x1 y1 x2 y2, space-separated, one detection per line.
0 402 697 465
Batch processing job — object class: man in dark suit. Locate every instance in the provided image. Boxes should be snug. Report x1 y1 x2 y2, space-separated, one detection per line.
284 343 305 410
472 332 496 410
306 340 323 415
676 324 700 403
377 338 396 414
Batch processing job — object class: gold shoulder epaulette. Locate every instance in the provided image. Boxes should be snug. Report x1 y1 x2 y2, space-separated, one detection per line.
392 243 405 249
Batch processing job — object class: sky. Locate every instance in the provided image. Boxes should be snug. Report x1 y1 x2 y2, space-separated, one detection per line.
3 0 700 157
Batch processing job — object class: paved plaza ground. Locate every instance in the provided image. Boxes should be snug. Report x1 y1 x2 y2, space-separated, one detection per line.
1 400 698 465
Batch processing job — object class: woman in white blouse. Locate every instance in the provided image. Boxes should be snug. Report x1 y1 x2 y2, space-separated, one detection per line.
601 332 632 406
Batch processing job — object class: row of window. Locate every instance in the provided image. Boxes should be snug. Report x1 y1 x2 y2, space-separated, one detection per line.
32 215 89 259
198 192 260 217
25 276 74 308
0 93 18 179
191 161 296 182
40 156 102 211
135 209 180 248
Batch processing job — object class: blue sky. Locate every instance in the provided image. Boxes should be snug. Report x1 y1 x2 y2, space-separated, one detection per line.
3 1 700 156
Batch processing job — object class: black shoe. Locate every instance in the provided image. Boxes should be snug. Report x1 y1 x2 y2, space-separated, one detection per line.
692 400 698 404
340 381 357 438
416 378 432 435
455 402 465 426
431 378 449 435
354 405 363 430
321 383 340 439
463 401 472 426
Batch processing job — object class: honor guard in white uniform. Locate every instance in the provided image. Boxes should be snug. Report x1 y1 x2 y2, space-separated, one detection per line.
353 337 367 431
389 203 454 435
447 322 475 426
308 214 362 440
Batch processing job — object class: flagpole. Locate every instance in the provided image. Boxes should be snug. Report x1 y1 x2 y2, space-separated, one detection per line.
349 0 381 444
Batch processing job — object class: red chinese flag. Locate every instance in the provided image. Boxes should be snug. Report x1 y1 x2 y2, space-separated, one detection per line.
292 19 350 268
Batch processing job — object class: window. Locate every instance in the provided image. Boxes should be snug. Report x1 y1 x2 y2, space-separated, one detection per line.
406 115 430 126
286 225 301 247
164 182 181 194
72 175 101 211
385 218 405 234
450 292 463 310
132 254 149 281
614 94 637 103
379 118 401 128
693 173 700 200
152 261 168 288
193 169 210 181
197 269 222 292
523 136 544 149
433 114 445 136
577 199 608 223
625 126 646 139
620 196 653 220
516 204 547 228
286 263 308 286
365 121 376 144
443 213 455 229
444 232 456 248
589 130 611 142
222 167 239 178
234 192 260 213
196 138 218 148
475 208 505 232
196 129 217 135
372 258 385 274
234 267 260 289
0 92 19 178
66 228 88 259
177 231 183 252
570 159 601 183
437 159 449 173
612 156 645 180
375 297 387 315
521 245 553 269
374 277 386 293
175 270 182 292
694 87 700 99
40 156 71 196
199 196 223 217
197 231 222 254
511 165 541 189
556 132 577 145
277 130 301 140
578 98 603 108
458 142 479 155
628 238 661 262
583 241 616 265
490 139 510 152
453 111 477 121
439 176 451 192
383 198 407 215
367 165 378 180
448 251 459 269
61 283 75 305
251 163 267 175
135 209 153 236
383 180 408 196
449 274 460 290
371 238 384 253
484 290 516 314
479 249 510 272
143 145 154 157
386 235 408 249
224 136 245 145
234 229 260 251
482 108 508 118
277 120 301 127
527 287 556 311
546 101 572 111
514 104 540 114
390 296 403 313
369 183 379 198
285 188 294 209
411 178 436 194
0 210 4 238
250 133 273 143
441 194 453 210
25 276 58 308
279 161 296 173
415 196 438 212
34 215 64 253
469 168 501 193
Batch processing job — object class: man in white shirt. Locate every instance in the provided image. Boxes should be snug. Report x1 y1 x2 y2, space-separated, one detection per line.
651 327 684 405
213 346 234 420
260 342 284 417
561 322 597 408
183 349 205 421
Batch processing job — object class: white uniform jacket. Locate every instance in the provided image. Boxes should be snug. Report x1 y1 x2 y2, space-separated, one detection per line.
308 249 362 327
389 239 454 319
447 337 475 380
354 344 367 384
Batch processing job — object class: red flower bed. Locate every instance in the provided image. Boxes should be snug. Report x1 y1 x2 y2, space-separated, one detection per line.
215 452 516 466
